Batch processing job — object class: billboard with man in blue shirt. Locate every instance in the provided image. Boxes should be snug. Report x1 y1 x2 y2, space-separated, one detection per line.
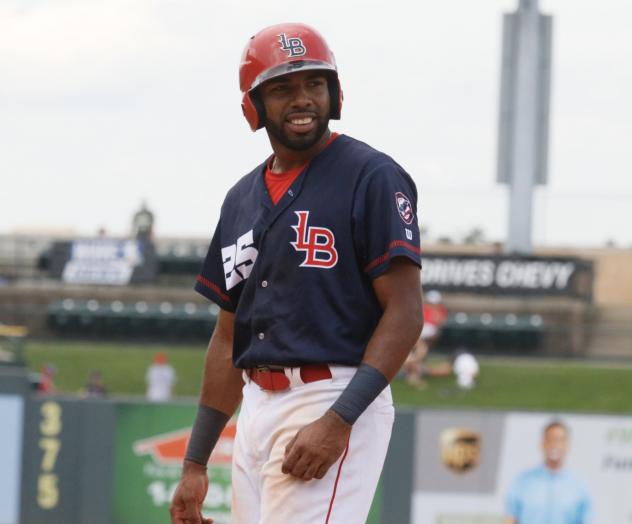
505 420 593 524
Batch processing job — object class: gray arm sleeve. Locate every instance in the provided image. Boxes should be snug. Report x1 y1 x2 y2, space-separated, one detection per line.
184 404 230 466
329 363 389 425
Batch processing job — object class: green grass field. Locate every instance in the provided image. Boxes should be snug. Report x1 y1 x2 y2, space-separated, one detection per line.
21 340 632 414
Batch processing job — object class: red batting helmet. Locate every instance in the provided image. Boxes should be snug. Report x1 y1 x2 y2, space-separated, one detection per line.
239 23 343 131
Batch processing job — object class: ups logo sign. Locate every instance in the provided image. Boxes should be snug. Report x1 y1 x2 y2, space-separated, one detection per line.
439 428 481 473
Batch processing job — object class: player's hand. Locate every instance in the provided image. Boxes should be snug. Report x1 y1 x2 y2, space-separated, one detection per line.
169 460 213 524
282 409 351 481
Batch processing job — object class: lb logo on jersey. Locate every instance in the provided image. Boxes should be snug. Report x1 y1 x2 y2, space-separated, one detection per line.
395 192 414 225
290 211 338 269
221 230 258 290
278 33 306 57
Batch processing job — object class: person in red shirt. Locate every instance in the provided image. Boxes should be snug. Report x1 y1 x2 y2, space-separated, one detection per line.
37 363 57 394
403 290 450 388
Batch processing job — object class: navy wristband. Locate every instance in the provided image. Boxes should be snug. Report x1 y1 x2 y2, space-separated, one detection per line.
329 363 389 425
184 404 230 466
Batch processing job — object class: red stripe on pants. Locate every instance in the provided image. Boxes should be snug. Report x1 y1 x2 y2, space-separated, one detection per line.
325 442 350 523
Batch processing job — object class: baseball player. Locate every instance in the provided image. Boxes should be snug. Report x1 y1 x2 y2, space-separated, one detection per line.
170 23 423 524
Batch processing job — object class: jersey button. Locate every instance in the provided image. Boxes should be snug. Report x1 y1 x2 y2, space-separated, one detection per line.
258 332 265 340
261 280 268 288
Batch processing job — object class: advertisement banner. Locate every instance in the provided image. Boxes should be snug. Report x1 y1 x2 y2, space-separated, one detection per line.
48 238 158 285
0 395 23 524
412 411 632 523
113 403 235 524
421 254 593 299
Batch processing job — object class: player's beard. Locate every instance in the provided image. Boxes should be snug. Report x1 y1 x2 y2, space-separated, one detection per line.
265 115 330 151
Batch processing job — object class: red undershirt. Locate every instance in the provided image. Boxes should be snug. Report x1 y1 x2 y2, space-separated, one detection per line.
265 132 339 205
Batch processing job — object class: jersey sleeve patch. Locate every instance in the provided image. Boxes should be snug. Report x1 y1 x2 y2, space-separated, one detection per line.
395 192 414 224
352 160 422 280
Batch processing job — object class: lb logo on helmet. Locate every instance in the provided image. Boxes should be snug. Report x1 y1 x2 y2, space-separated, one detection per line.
278 33 306 57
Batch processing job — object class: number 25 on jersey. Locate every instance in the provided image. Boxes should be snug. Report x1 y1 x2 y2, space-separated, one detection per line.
222 230 258 290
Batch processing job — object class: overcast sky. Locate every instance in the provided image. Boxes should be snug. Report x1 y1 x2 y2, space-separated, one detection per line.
1 0 631 247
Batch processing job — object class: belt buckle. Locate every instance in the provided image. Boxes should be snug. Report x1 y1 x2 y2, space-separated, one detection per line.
252 365 289 391
255 364 285 373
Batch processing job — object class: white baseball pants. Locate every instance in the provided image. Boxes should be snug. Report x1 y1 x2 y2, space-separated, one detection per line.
230 366 394 524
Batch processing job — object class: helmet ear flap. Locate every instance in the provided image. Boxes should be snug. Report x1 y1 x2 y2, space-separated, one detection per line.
328 75 343 120
242 91 266 131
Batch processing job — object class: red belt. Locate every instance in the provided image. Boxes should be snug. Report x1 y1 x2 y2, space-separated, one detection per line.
247 364 332 391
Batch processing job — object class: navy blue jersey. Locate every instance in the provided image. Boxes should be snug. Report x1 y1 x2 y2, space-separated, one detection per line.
195 134 421 368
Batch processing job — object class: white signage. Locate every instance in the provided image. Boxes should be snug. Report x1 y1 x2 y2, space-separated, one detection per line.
62 239 143 285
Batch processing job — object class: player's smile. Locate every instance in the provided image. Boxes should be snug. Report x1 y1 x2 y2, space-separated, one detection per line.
285 111 318 135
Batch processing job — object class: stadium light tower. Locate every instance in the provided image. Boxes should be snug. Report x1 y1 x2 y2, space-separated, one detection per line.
497 0 553 253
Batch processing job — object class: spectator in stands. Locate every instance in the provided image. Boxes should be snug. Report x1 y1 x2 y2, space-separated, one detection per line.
132 201 155 240
80 369 108 398
452 347 480 389
37 363 57 394
505 420 593 524
146 351 176 401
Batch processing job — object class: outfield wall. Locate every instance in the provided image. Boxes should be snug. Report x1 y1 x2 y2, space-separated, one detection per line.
3 370 632 524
